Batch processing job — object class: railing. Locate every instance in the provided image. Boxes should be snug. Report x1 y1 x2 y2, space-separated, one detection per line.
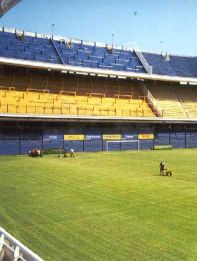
114 94 133 99
60 90 76 96
147 91 163 116
27 88 49 93
138 82 163 117
134 49 153 74
50 39 65 65
86 92 106 98
123 41 153 74
0 103 154 118
0 226 43 261
0 86 15 91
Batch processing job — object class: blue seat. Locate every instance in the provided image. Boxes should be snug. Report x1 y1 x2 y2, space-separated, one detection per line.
83 45 95 52
83 60 98 68
35 55 48 62
76 50 91 60
0 30 150 74
89 55 103 63
118 53 131 60
93 47 107 56
111 63 125 71
103 55 116 65
116 59 130 65
98 64 112 70
68 58 82 66
62 52 75 59
23 52 35 60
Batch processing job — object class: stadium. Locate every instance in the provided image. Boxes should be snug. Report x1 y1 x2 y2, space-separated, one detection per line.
0 1 197 261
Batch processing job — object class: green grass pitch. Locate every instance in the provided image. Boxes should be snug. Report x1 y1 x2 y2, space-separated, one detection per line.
0 149 197 261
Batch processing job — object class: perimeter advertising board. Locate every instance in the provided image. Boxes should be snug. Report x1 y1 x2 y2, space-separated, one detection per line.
103 134 121 140
64 135 84 141
138 134 154 140
84 134 102 140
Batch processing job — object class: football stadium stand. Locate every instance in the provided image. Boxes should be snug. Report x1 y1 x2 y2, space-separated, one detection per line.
1 27 197 77
0 68 155 117
143 52 197 78
0 29 146 73
146 82 187 118
1 27 197 154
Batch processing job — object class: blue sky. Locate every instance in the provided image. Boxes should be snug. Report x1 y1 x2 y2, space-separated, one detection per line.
0 0 197 56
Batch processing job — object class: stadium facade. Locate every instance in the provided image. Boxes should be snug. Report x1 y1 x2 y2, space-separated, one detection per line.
1 27 197 155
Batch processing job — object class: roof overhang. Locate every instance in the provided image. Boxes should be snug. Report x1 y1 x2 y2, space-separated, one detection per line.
1 57 197 84
0 0 21 17
1 113 197 124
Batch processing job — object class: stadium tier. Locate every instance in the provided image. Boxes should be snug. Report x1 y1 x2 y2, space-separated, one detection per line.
1 28 197 155
0 67 155 117
0 29 145 73
1 28 197 77
143 52 197 77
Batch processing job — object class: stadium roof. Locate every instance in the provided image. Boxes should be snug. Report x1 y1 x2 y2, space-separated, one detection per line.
0 0 21 17
1 56 197 85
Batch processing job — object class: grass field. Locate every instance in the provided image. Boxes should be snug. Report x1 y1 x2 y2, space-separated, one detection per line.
0 149 197 261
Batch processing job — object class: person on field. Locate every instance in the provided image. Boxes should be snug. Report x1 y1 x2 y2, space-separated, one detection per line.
160 161 165 175
37 148 42 157
64 147 68 158
70 147 75 158
37 148 41 157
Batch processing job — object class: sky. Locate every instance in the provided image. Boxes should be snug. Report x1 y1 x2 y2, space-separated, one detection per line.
0 0 197 56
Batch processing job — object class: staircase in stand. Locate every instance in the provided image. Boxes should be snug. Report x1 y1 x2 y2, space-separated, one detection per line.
134 48 153 74
138 81 163 117
50 38 65 65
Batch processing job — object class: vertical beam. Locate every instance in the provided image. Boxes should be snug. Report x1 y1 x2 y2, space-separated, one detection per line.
14 246 20 261
0 234 5 252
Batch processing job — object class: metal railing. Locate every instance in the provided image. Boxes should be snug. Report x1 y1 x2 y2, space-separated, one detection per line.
50 39 65 65
134 49 153 74
124 41 153 74
138 82 163 117
0 227 43 261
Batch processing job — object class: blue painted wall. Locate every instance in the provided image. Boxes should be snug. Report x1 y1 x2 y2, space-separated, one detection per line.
186 131 197 148
155 131 170 145
43 129 64 149
0 123 197 155
0 139 19 155
170 132 185 148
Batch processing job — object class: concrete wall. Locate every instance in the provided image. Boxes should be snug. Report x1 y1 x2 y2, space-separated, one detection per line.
0 122 197 155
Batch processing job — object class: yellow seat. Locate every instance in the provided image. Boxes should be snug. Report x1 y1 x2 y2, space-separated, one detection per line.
0 104 7 113
0 84 156 118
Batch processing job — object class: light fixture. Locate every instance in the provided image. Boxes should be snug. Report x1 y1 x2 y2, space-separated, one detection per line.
98 74 108 78
61 70 68 74
76 72 88 76
118 76 127 79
